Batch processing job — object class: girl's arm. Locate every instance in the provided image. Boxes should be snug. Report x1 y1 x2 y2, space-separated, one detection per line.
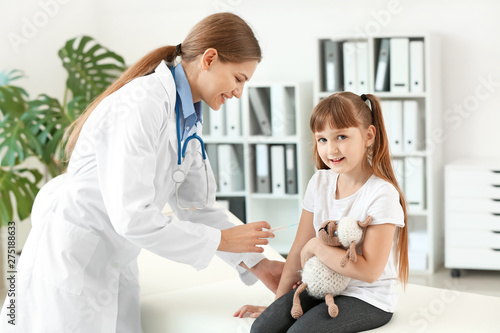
301 223 396 283
275 209 316 299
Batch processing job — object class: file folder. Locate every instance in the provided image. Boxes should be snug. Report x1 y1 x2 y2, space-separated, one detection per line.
225 98 241 137
405 157 425 210
403 100 424 152
390 38 410 93
356 41 369 92
375 38 390 92
322 40 344 92
285 144 298 194
205 144 219 190
209 108 225 137
391 158 405 192
270 145 286 195
410 40 425 93
271 85 296 137
381 100 403 153
248 87 272 136
343 41 357 92
217 144 244 192
255 144 271 193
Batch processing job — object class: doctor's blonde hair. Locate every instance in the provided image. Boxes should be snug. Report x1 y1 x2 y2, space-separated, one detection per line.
310 92 409 287
65 12 261 158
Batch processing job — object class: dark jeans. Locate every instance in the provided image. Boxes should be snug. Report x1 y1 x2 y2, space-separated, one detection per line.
251 289 393 333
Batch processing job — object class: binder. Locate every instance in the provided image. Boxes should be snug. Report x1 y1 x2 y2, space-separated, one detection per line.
343 41 357 92
356 41 369 92
375 38 391 92
217 144 244 192
405 157 425 210
410 40 425 93
322 40 343 92
248 87 272 136
271 85 296 137
391 158 405 192
270 145 286 195
285 144 298 194
381 100 403 153
209 108 226 137
403 100 424 152
390 38 410 93
224 98 241 137
255 144 271 193
205 144 219 190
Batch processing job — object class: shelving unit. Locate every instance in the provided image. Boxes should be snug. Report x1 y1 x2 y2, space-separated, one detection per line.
202 82 314 254
316 33 443 274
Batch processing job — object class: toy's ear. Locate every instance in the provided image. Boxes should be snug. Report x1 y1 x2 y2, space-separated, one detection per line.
358 215 372 228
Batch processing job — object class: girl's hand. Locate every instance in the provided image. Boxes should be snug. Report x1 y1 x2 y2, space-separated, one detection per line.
300 237 321 267
233 305 267 318
292 280 303 290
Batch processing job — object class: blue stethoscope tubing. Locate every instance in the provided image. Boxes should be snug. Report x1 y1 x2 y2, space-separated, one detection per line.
170 66 209 210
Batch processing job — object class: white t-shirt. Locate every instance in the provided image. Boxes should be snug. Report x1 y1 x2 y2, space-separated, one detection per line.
302 170 405 312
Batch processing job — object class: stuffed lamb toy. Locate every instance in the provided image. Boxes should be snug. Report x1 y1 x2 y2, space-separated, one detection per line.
291 216 372 319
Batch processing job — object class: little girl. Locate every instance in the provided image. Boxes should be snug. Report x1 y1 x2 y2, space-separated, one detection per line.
235 92 409 332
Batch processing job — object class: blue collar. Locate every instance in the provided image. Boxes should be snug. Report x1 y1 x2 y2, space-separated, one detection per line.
172 63 202 141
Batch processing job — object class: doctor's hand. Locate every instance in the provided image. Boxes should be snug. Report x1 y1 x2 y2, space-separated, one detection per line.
245 258 284 293
218 221 275 253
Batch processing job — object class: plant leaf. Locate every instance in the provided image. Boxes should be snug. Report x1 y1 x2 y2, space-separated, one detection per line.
58 35 125 105
0 69 24 86
0 85 40 166
0 167 42 223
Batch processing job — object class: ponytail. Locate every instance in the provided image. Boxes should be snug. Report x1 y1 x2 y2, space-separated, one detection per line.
65 12 261 160
65 46 178 158
364 94 409 287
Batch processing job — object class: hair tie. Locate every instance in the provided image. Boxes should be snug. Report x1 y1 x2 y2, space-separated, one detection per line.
360 94 372 111
176 43 182 55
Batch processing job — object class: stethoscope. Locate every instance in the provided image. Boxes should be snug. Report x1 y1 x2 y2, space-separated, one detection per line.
170 66 209 210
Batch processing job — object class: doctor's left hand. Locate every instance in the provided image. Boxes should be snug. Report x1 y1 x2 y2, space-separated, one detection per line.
218 221 274 253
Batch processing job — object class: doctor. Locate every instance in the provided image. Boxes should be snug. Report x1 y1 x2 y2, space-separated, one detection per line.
1 12 283 332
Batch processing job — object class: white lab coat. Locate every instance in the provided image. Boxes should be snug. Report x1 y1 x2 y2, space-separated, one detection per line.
0 61 264 332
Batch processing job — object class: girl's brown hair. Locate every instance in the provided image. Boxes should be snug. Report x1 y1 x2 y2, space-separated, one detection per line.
310 92 409 286
65 12 261 158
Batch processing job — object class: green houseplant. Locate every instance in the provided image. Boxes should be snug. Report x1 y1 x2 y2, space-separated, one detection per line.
0 36 126 225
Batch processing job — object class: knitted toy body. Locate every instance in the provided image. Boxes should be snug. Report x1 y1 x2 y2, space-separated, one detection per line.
291 216 372 319
301 256 350 298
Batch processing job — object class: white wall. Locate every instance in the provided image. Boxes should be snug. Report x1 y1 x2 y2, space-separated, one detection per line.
2 0 500 164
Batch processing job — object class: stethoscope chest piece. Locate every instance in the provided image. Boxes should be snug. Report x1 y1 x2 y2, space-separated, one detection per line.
172 168 186 183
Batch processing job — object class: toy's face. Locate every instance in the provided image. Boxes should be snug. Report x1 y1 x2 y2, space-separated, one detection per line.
318 220 342 247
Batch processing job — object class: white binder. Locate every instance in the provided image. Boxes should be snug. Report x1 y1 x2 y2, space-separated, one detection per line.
381 100 403 153
391 157 405 192
209 108 225 137
271 85 296 137
375 38 391 92
356 41 369 92
205 144 219 190
343 41 357 92
285 144 297 194
248 87 272 136
270 145 286 195
255 144 271 193
390 38 410 93
403 100 424 152
410 40 425 93
217 144 244 192
405 157 425 210
224 98 241 137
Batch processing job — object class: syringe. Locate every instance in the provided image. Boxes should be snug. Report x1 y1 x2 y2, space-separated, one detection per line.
269 223 299 232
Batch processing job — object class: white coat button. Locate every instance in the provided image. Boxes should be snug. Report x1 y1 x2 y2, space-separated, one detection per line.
186 126 190 130
248 258 256 266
